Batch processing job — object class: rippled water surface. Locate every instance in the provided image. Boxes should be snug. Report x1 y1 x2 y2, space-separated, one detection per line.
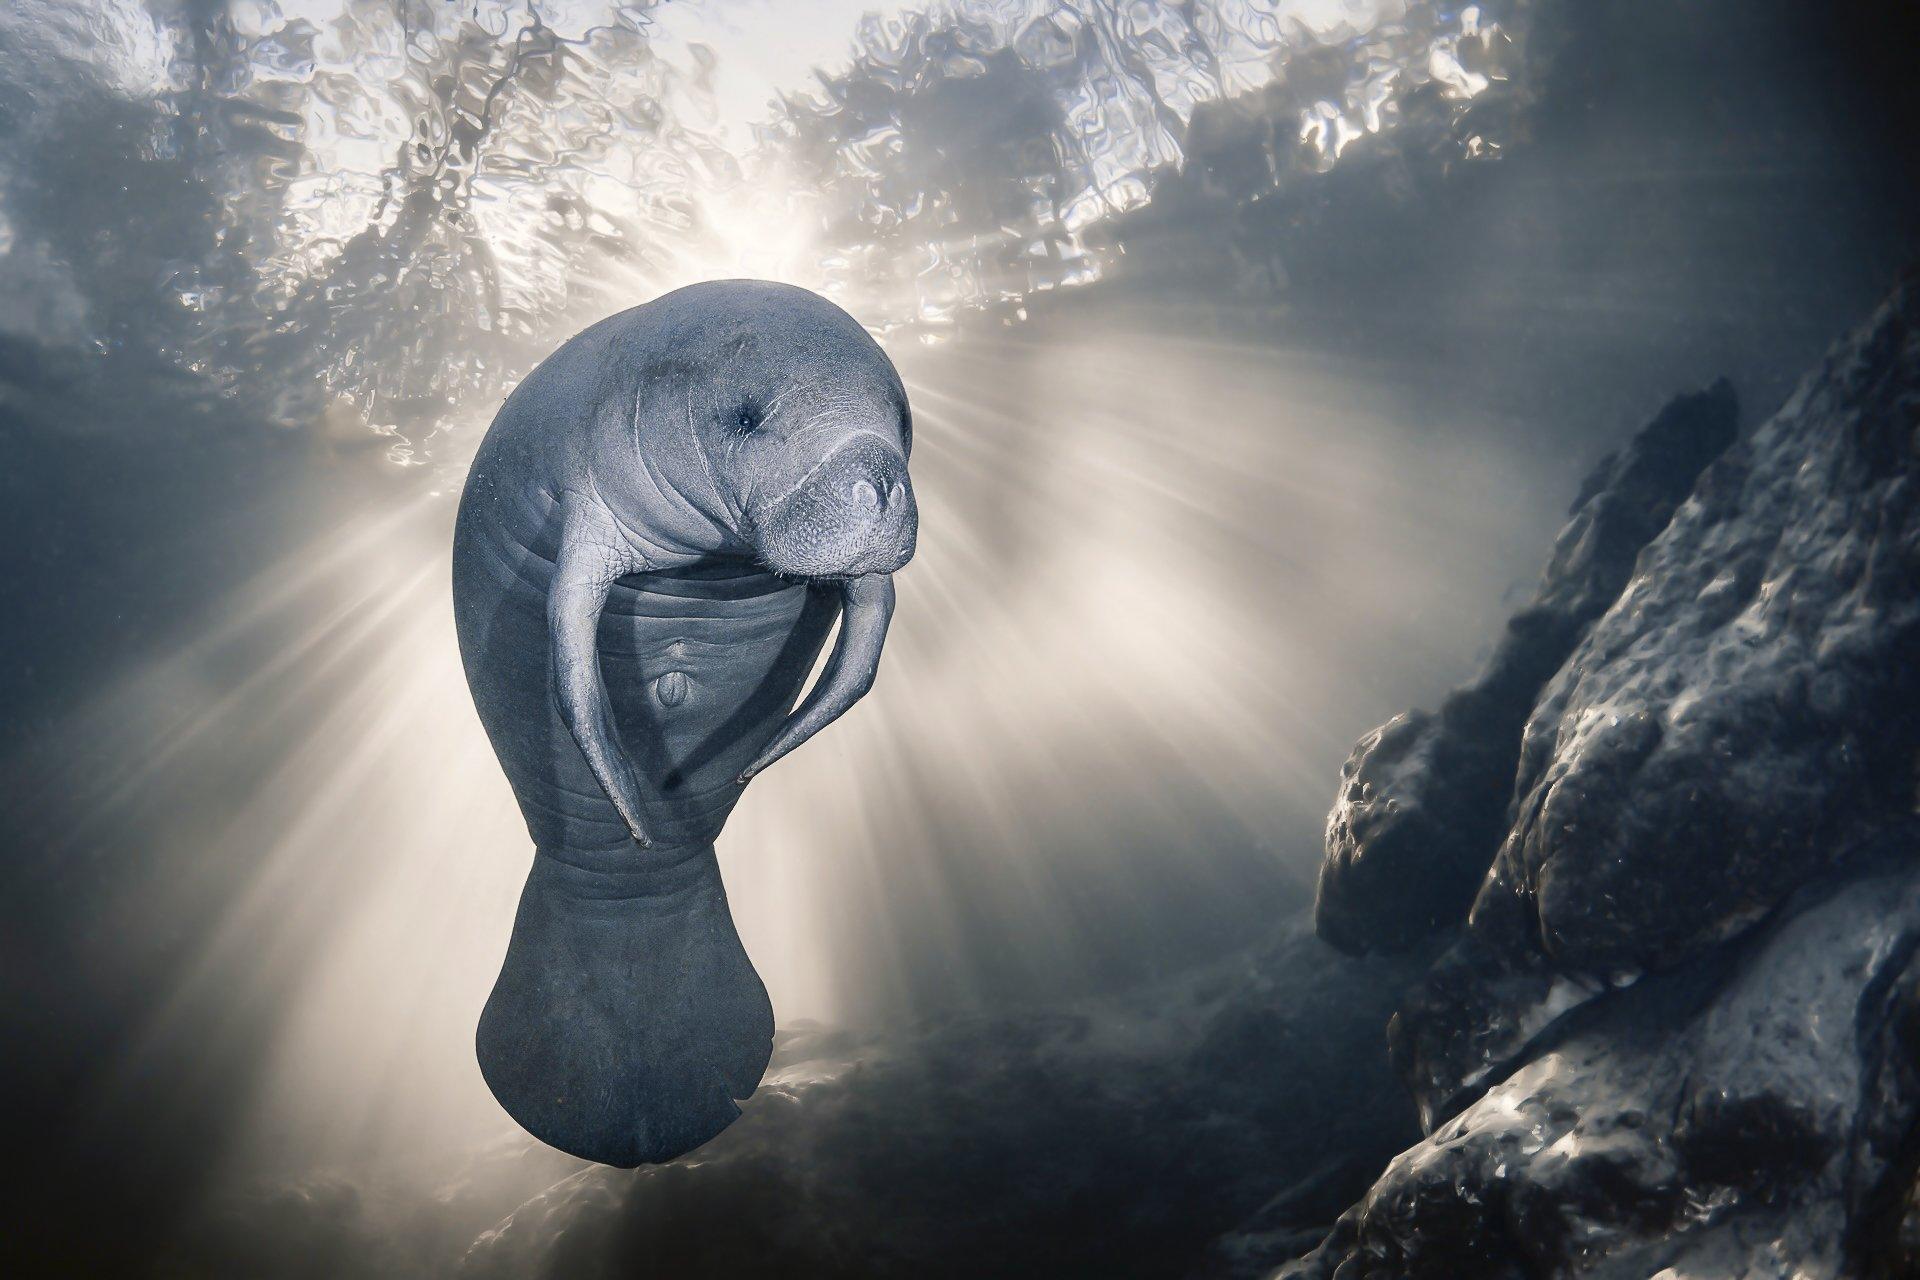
0 0 1516 459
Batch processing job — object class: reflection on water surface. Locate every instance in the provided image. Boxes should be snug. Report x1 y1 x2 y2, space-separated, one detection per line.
0 0 1516 459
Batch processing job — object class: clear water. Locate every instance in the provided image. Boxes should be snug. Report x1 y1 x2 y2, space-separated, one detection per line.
4 0 1912 1268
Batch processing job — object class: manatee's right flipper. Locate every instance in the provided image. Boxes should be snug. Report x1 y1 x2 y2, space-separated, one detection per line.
549 493 655 847
738 571 895 781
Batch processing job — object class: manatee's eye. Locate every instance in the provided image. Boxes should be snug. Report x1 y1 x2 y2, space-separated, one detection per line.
733 406 758 432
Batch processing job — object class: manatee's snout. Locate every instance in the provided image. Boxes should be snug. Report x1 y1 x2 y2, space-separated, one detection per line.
758 434 917 579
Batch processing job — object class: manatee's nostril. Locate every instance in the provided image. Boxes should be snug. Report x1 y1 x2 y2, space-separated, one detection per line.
888 482 905 506
850 479 881 512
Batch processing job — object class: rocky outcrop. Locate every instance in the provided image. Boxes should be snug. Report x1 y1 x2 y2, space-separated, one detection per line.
1283 272 1920 1277
1286 842 1920 1280
1395 274 1920 1126
1489 294 1920 974
1317 380 1738 954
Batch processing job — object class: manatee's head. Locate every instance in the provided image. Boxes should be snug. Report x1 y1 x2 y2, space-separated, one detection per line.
684 283 917 580
736 392 917 580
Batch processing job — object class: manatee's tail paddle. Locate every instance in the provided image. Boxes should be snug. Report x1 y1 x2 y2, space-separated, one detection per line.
475 843 775 1168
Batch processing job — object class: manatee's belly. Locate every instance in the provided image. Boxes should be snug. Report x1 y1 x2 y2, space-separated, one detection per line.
453 512 838 858
599 565 838 845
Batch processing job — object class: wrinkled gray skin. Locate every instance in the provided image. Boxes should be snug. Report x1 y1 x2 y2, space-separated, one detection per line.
452 281 916 1166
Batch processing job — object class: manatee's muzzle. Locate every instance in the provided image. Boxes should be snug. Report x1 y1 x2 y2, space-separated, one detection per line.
756 434 917 579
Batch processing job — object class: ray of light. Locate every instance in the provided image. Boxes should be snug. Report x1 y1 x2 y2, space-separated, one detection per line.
9 308 1567 1209
0 0 1551 1237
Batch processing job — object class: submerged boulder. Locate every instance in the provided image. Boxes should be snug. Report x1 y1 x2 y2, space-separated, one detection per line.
446 920 1427 1280
1393 272 1920 1123
1280 271 1920 1276
1488 284 1920 977
1286 844 1920 1279
1316 381 1737 955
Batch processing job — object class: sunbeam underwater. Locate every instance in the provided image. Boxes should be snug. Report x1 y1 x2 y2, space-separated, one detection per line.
4 0 1918 1274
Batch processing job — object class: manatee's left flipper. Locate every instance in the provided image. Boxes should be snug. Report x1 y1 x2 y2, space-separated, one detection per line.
549 493 656 847
739 571 895 781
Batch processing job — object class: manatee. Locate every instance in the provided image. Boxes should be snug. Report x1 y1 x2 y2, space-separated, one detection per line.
451 280 916 1166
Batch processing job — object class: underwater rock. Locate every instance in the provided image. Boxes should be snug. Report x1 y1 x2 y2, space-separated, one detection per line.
1388 271 1920 1123
448 921 1426 1280
1281 272 1920 1276
166 932 1424 1280
1283 844 1920 1279
1316 381 1738 954
1490 284 1920 974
